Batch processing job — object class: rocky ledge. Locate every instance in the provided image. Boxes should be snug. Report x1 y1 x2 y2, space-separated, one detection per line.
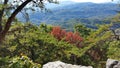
42 59 120 68
43 61 93 68
106 59 120 68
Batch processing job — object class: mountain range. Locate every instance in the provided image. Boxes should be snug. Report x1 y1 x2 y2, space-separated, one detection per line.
17 2 120 28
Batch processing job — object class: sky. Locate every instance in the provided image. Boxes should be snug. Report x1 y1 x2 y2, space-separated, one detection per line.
58 0 116 3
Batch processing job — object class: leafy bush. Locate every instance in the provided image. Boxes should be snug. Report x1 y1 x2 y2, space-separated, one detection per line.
9 55 41 68
107 40 120 60
0 56 41 68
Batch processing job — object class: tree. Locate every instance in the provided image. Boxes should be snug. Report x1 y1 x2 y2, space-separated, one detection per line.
2 23 84 65
51 26 83 47
74 24 91 38
51 26 66 40
0 0 57 42
65 32 83 47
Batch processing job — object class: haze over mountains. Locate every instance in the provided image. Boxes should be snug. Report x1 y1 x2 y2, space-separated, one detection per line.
18 1 120 26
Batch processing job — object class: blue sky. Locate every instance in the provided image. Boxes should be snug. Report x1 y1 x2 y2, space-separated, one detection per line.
58 0 117 3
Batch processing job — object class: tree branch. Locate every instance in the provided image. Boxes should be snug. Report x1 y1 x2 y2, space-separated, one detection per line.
0 0 32 42
1 0 32 36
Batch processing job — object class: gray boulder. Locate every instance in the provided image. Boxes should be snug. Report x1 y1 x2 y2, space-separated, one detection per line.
106 59 120 68
42 61 93 68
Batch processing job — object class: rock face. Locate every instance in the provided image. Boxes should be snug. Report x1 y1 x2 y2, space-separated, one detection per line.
106 59 120 68
42 61 93 68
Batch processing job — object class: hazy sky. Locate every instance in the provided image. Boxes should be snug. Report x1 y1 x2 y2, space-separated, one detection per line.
58 0 114 3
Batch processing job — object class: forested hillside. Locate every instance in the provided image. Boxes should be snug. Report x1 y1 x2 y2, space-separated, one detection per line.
18 2 120 24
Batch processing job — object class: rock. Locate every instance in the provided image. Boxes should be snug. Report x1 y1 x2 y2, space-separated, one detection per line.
42 61 93 68
106 59 120 68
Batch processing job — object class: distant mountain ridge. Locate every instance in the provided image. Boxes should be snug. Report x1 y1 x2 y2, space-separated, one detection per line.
18 2 120 25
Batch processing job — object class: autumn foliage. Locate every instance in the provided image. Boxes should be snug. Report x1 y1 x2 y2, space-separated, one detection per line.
51 26 66 40
51 26 83 47
66 32 83 47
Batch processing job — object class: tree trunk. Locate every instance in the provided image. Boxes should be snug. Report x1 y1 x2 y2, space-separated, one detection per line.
0 0 8 32
0 0 32 42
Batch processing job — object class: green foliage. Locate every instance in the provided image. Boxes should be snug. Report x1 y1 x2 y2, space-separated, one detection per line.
0 56 10 68
77 54 95 66
9 55 41 68
2 22 83 65
39 23 52 33
0 4 3 10
112 14 120 23
0 16 119 68
74 24 91 38
0 56 41 68
107 40 120 60
76 24 113 67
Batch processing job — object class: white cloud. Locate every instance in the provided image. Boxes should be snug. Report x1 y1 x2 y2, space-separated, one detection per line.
72 0 112 3
59 0 113 3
